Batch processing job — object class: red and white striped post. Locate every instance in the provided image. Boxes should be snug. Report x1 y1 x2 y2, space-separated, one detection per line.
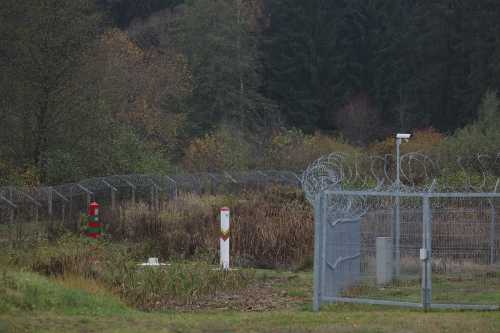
220 207 230 270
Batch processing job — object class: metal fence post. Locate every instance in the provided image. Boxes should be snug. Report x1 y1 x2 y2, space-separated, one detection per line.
149 185 160 211
490 180 499 265
47 187 53 216
1 194 16 243
102 180 117 211
320 192 329 302
155 185 160 211
150 185 154 209
393 195 401 278
61 203 65 226
111 188 116 211
9 207 14 242
489 201 497 265
51 188 68 232
69 186 74 231
313 191 326 311
121 179 136 203
421 196 432 311
34 205 39 225
164 175 178 200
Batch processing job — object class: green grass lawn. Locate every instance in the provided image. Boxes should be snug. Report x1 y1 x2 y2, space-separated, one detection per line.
342 273 500 305
3 307 500 333
1 268 500 333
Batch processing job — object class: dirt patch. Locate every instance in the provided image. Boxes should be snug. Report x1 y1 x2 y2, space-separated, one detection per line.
155 275 310 312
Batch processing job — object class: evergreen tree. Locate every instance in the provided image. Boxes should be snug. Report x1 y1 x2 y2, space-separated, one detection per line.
179 0 276 135
263 0 339 132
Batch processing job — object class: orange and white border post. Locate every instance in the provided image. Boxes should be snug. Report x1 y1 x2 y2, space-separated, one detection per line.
220 207 230 270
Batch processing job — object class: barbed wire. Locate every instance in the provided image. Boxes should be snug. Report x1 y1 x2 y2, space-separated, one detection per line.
301 152 500 236
302 151 500 208
1 150 500 211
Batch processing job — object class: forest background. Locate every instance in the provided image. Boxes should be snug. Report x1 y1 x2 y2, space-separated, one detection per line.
1 0 500 185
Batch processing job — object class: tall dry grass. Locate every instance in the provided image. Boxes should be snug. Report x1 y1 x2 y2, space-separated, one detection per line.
109 187 314 268
8 234 254 309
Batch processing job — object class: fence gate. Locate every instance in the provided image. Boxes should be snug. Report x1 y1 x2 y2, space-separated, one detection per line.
322 214 361 301
312 191 500 312
314 192 361 310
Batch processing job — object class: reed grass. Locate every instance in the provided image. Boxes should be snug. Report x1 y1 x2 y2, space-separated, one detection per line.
111 186 314 268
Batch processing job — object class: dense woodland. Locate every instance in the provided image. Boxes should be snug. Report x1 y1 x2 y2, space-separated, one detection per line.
1 0 500 185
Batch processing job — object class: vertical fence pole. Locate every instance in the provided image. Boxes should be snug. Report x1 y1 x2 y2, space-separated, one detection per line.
111 188 116 211
8 187 15 243
421 196 432 311
490 181 498 265
150 185 155 210
76 184 93 232
9 206 14 243
394 195 401 278
51 188 69 231
152 185 159 211
164 176 178 200
319 192 330 304
102 180 117 211
490 200 496 265
394 138 402 279
34 205 39 225
61 203 65 226
46 188 53 240
2 193 16 244
69 187 74 231
47 188 53 216
148 178 160 212
313 191 326 312
120 179 136 204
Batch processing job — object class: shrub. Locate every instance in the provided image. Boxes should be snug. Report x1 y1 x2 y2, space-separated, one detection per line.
369 128 445 157
438 91 500 177
263 128 360 171
0 161 40 186
14 234 110 278
182 126 253 172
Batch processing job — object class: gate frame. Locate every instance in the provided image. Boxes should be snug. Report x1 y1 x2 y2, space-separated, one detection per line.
312 190 500 311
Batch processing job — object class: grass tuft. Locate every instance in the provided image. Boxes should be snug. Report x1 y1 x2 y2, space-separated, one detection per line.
0 268 129 316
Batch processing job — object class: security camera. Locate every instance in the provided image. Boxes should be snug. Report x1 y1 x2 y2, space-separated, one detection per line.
396 133 411 139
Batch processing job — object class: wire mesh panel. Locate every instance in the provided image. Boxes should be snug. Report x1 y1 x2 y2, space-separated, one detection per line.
302 150 500 311
0 170 302 243
0 203 14 245
312 191 500 311
431 196 500 308
360 196 422 304
316 193 424 307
